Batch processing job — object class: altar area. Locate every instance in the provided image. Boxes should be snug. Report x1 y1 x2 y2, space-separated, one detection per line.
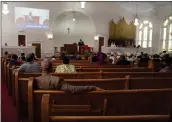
101 46 151 54
2 46 35 56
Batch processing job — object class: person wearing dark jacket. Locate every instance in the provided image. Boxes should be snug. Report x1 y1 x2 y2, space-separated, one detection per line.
116 55 130 65
10 54 20 66
20 53 26 61
35 58 104 93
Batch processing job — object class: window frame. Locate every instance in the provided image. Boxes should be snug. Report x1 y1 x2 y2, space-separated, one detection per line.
138 20 153 48
162 15 172 51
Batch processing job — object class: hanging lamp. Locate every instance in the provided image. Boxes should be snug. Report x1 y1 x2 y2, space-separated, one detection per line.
2 2 9 15
134 4 139 26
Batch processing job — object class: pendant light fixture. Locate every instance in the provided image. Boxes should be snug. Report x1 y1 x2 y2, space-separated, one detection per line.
80 1 86 9
2 2 9 15
72 11 76 22
134 4 139 26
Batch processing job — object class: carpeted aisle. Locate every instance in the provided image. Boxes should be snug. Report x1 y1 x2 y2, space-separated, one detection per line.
1 83 18 122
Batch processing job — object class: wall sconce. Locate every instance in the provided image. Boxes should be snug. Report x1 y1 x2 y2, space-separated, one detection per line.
46 32 53 40
94 35 99 40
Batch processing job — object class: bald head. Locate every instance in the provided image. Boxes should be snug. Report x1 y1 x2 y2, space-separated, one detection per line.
41 58 53 73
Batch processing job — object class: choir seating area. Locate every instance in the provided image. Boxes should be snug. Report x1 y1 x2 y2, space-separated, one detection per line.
1 57 172 122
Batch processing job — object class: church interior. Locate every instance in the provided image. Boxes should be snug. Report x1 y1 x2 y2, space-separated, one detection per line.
1 1 172 122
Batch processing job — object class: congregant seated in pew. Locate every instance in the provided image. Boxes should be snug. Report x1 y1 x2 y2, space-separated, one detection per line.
96 52 107 65
4 51 9 58
10 54 20 66
55 56 76 73
36 58 104 93
116 55 130 65
19 53 40 73
20 53 26 61
159 53 172 73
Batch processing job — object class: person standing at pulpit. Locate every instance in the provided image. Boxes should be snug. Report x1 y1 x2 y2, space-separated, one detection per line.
78 39 84 54
78 39 84 47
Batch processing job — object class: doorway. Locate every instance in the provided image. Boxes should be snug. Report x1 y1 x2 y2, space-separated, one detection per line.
98 37 104 52
18 35 26 46
32 43 41 58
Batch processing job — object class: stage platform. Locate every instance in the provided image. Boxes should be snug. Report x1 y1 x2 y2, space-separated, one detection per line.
101 46 151 54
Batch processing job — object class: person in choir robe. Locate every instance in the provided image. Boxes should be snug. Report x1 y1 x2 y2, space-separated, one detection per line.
35 58 104 93
111 42 116 47
116 55 130 65
109 54 115 64
10 54 20 66
55 56 76 73
18 53 40 73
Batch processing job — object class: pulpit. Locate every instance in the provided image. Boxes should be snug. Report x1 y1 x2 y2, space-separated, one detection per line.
60 43 78 54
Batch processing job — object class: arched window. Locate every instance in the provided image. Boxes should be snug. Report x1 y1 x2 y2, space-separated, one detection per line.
162 16 172 51
138 20 153 48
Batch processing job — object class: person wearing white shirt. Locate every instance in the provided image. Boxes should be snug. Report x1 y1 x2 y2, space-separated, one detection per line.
111 42 116 47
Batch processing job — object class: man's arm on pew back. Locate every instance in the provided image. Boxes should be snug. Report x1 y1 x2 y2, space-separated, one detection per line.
59 78 104 93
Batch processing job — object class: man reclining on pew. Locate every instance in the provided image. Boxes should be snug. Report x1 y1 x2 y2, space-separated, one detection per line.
35 58 104 93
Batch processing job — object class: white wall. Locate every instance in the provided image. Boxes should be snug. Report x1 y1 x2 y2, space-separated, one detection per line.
2 2 134 56
137 4 172 53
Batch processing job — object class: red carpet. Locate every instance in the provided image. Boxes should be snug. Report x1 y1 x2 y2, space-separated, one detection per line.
1 82 18 122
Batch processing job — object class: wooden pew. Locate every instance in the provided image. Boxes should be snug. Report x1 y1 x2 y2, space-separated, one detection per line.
27 79 172 122
15 77 128 121
77 68 152 72
128 77 172 89
6 66 132 95
1 57 5 82
13 75 172 122
11 71 172 104
102 72 172 78
41 94 170 122
9 71 172 97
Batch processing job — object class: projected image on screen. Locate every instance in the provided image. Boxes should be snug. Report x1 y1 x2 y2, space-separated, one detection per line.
15 7 49 29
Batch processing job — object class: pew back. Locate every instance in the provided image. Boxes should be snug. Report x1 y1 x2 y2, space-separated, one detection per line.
41 94 170 122
29 87 172 122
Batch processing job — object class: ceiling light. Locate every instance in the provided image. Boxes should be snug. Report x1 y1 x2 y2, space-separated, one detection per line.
134 18 139 26
73 18 76 22
134 5 139 26
2 2 9 15
80 1 86 9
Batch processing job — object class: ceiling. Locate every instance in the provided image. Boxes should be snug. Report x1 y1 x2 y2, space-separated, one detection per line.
54 11 96 35
118 2 171 14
